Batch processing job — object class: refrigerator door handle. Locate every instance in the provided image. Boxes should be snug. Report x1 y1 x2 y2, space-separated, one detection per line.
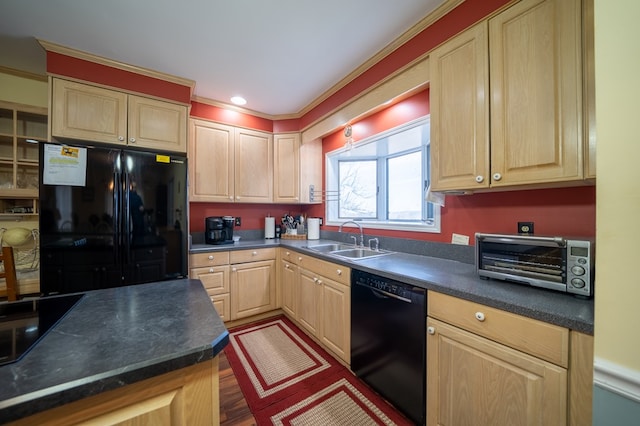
123 171 132 265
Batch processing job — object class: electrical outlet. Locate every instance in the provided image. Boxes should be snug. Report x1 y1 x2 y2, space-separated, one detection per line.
518 221 534 234
235 217 241 226
319 218 323 226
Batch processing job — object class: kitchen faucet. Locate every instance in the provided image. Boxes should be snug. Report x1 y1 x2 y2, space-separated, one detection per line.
339 220 364 247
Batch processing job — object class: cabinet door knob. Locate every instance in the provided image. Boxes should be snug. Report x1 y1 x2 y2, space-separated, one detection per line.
209 268 214 273
475 312 486 322
427 326 435 335
286 251 290 256
129 137 136 143
475 175 484 183
232 267 237 272
229 196 233 200
492 173 502 181
285 264 290 269
118 136 125 141
298 257 302 261
208 255 214 260
336 269 342 276
313 277 319 283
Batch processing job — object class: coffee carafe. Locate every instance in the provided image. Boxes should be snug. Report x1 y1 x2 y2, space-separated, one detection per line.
205 216 234 245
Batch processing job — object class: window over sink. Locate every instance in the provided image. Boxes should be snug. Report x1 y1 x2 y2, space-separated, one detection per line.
326 116 440 233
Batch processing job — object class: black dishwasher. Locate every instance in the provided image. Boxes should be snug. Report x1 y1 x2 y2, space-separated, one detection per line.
351 269 426 425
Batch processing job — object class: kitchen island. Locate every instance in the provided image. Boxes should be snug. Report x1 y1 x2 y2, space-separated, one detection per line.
0 279 228 424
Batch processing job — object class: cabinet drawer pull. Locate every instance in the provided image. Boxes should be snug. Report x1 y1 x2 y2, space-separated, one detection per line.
336 269 342 276
427 326 435 335
252 251 258 256
298 257 302 261
475 312 486 322
286 251 290 256
209 268 214 273
285 264 290 269
208 255 214 260
232 267 237 272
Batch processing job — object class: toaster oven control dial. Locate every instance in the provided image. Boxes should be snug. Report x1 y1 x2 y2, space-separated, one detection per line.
571 265 586 276
571 278 586 288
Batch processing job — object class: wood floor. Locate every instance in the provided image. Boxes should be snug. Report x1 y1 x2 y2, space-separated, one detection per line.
219 349 256 426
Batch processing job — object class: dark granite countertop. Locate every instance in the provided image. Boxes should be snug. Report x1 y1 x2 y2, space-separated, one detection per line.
191 239 594 334
0 279 229 424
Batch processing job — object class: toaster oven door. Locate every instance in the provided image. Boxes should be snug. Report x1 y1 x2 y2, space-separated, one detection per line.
476 234 567 290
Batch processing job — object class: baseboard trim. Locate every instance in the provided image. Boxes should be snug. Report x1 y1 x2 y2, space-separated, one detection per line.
594 357 640 403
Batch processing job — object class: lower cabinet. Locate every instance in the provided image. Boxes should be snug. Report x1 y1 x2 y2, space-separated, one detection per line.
189 248 277 321
230 257 277 319
296 253 351 364
279 256 298 318
9 357 220 426
189 251 231 321
427 291 592 426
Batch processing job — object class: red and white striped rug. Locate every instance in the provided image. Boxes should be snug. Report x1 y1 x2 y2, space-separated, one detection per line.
225 316 412 425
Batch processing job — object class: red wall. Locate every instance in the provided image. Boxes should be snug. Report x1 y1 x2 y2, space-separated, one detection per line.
190 89 596 242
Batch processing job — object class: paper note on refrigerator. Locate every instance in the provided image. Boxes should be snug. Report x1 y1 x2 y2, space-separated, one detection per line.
42 144 88 186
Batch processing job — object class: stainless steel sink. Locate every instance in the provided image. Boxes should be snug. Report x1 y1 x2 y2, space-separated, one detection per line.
305 243 355 253
330 248 392 260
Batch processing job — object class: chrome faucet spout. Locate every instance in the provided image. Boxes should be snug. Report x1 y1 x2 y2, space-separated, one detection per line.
339 220 364 247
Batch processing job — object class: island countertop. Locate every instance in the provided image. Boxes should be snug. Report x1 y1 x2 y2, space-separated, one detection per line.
0 279 229 424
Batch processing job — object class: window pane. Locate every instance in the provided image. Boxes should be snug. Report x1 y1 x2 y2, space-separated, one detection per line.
339 160 377 218
388 151 422 220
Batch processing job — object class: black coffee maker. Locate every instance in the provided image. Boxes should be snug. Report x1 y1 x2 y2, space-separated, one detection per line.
205 216 234 245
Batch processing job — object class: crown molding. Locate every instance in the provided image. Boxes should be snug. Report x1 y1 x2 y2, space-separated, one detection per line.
0 65 47 82
297 0 464 117
191 95 300 121
37 39 196 94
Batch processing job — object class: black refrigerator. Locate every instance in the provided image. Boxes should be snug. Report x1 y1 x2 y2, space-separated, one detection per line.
39 142 188 295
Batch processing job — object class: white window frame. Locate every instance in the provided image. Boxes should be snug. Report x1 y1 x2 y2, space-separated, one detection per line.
325 116 440 233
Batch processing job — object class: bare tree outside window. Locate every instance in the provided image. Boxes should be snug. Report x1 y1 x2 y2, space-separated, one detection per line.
339 160 376 218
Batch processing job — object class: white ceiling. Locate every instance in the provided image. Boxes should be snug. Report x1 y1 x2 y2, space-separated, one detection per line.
0 0 444 117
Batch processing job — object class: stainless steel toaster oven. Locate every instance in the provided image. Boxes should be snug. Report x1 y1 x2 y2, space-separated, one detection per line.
476 233 594 297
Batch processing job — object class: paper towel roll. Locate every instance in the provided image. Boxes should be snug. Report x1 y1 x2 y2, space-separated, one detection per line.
265 216 275 239
307 218 320 240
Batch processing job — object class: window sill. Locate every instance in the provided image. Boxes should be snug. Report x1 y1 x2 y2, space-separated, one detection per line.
325 220 440 234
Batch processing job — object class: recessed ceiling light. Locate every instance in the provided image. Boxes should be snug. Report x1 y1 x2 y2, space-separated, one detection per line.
230 96 247 106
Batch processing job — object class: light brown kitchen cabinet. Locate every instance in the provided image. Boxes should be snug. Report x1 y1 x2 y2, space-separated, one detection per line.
273 133 300 203
9 357 220 426
189 119 235 202
188 118 272 203
229 248 277 320
427 291 572 426
234 127 273 203
273 133 322 204
296 253 350 364
430 0 585 192
279 255 298 318
51 78 187 153
189 251 231 321
0 101 46 217
430 22 489 191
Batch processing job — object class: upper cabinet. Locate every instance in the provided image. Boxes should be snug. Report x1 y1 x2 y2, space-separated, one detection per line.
430 0 587 192
51 78 187 153
189 118 272 203
273 133 322 204
273 133 300 203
